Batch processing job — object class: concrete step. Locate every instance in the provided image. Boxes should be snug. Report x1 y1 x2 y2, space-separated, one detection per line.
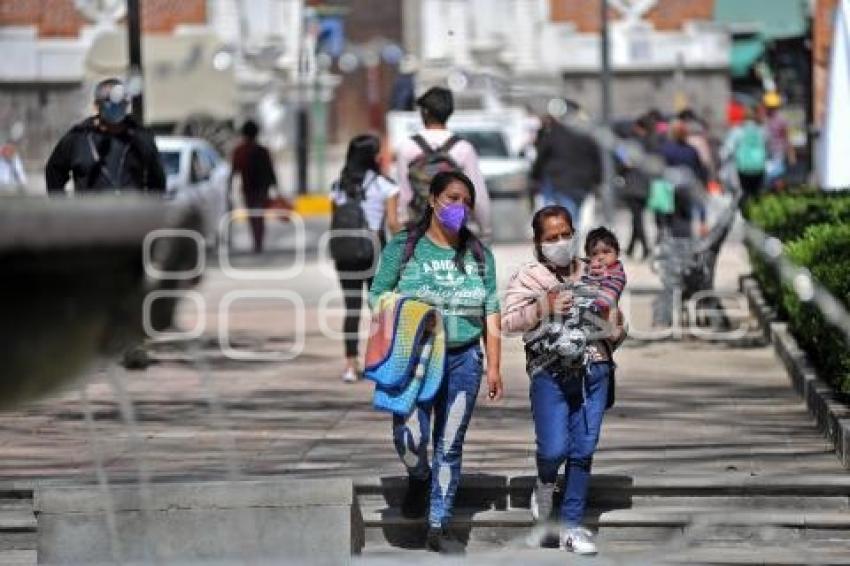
0 550 35 565
591 508 850 529
598 495 847 510
356 539 850 565
0 486 32 500
358 493 850 529
0 512 35 533
361 523 850 564
358 490 850 552
354 474 850 510
0 501 32 515
0 492 36 558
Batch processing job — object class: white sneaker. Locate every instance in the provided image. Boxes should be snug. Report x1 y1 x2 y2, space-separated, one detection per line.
561 527 597 555
341 367 358 383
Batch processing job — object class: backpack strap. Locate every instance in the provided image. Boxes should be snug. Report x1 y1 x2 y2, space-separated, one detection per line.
411 134 434 156
412 134 462 156
355 173 378 201
402 229 420 267
437 135 462 154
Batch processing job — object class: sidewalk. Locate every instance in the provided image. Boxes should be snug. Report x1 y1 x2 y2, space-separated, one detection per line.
0 219 841 486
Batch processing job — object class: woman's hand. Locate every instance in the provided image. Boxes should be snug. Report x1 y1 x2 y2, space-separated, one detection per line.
484 313 502 402
486 366 503 402
545 289 574 314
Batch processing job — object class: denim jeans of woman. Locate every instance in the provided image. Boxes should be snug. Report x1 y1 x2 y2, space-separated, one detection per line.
530 362 611 527
392 343 483 528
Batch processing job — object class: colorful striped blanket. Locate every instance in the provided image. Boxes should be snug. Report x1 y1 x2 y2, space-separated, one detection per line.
364 293 446 417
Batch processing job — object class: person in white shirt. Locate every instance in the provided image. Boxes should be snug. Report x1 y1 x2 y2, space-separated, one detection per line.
330 134 400 383
0 142 27 194
396 87 493 243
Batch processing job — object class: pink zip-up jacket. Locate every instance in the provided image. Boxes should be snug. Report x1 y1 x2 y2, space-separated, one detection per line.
501 260 626 362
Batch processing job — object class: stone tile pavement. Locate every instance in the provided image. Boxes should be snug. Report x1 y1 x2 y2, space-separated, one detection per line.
0 219 844 488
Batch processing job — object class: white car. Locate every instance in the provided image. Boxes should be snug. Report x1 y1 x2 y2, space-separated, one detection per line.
157 136 230 246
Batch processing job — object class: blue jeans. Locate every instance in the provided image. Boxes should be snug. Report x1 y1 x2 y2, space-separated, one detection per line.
541 181 585 226
392 343 483 528
530 362 611 528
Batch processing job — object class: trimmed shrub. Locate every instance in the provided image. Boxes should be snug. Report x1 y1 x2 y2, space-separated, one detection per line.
745 191 850 242
747 190 850 393
782 223 850 393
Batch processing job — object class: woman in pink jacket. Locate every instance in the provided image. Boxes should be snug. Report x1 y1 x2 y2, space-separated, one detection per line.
502 205 626 555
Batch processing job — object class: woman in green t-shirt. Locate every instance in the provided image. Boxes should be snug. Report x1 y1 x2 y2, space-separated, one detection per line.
368 170 503 554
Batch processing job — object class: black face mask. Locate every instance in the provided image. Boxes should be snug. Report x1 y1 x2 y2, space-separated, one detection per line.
98 100 129 124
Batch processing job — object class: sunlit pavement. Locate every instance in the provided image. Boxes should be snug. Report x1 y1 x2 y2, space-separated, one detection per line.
1 210 848 561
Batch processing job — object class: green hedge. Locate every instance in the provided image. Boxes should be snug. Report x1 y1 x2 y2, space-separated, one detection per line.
745 191 850 242
746 192 850 393
784 224 850 393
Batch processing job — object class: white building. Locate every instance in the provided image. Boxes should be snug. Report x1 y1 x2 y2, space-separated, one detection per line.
0 0 307 161
404 0 731 124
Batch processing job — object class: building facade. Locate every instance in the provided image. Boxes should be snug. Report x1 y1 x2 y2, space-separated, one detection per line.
0 0 306 163
814 0 840 128
403 0 731 126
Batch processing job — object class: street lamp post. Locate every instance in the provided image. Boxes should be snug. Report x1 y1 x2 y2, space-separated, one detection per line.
295 100 310 196
600 0 612 126
599 0 615 224
127 0 144 123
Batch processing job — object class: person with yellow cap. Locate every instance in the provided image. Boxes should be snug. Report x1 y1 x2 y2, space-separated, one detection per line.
762 92 797 189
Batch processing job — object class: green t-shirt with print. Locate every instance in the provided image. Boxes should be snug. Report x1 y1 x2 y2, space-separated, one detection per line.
368 231 500 348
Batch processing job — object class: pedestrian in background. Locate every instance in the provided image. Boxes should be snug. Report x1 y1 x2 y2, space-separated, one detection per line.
229 119 279 254
330 134 401 383
530 109 602 227
722 107 768 210
396 87 493 243
0 139 27 194
658 120 708 238
45 78 165 195
618 116 653 260
678 108 717 186
651 187 703 328
761 92 797 190
45 77 166 370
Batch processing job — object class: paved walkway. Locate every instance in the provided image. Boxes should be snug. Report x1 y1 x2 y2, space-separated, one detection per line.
0 216 843 487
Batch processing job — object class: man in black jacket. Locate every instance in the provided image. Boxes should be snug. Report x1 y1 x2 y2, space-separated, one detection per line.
530 112 602 225
46 78 165 194
45 78 167 370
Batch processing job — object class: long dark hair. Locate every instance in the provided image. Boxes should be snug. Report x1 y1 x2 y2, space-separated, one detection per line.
402 170 485 275
339 134 381 197
531 205 574 264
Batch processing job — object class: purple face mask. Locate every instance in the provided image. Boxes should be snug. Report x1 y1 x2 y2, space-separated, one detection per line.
436 202 468 234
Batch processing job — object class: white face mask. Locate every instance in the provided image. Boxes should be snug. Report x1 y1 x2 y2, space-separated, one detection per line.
541 238 576 267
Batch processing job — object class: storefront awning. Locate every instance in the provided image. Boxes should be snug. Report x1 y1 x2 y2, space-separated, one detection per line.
714 0 808 40
730 36 766 78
